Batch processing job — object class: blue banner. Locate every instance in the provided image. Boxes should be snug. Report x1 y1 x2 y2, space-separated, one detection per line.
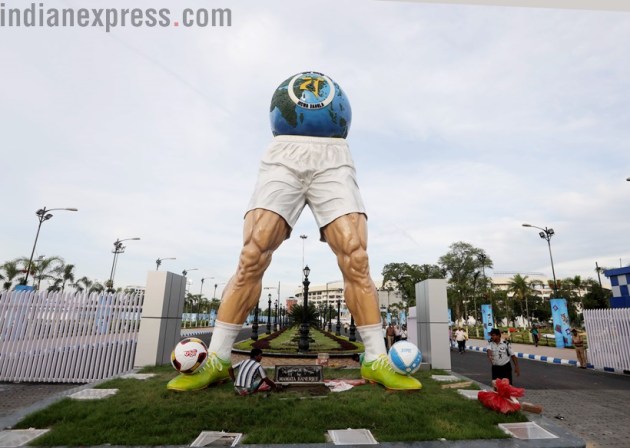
210 309 217 327
399 310 406 325
447 308 453 326
386 312 391 325
481 304 493 341
550 298 572 348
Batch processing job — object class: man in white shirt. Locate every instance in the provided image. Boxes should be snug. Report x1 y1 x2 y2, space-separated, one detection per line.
455 328 467 354
487 328 520 384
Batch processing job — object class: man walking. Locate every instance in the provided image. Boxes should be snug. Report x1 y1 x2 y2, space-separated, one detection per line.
487 328 520 384
571 328 588 369
455 327 467 354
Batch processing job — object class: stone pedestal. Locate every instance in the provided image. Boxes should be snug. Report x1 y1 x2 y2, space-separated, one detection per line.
411 279 451 371
134 271 186 367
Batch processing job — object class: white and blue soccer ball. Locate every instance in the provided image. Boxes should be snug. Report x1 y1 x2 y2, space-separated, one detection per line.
388 341 422 375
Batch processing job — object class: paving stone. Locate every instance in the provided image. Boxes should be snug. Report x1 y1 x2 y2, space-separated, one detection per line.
68 388 118 400
0 429 49 447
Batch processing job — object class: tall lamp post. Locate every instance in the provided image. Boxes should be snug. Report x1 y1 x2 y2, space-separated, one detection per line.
299 234 308 270
156 257 176 270
349 315 356 341
274 299 278 332
522 223 558 298
23 207 78 286
336 299 341 336
251 301 259 341
266 293 272 334
108 237 140 292
298 265 311 352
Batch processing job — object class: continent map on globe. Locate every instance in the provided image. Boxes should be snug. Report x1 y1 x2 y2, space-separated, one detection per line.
270 71 352 138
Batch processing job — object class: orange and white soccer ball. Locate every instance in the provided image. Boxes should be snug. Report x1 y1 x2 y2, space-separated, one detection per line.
170 338 208 374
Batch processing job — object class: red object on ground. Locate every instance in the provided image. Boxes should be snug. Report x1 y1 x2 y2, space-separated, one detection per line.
478 378 525 414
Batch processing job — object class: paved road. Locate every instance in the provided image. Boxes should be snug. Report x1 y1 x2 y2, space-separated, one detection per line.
451 348 630 448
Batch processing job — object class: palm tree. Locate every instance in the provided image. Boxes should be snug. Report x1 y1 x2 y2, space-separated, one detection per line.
506 274 535 328
73 276 93 293
59 264 76 292
19 256 64 290
1 260 22 291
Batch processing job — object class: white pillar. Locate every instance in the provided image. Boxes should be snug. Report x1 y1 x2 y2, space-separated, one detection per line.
134 271 186 367
414 279 451 371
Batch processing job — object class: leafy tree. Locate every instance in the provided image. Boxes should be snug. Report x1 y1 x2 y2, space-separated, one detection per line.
438 242 492 321
288 302 319 326
506 274 536 327
1 259 22 291
381 262 445 307
59 264 76 292
582 278 611 309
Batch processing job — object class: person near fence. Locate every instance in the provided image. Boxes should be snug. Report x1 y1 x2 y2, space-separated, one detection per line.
487 328 520 384
166 71 421 392
571 328 588 369
530 325 540 347
229 348 278 395
455 327 467 354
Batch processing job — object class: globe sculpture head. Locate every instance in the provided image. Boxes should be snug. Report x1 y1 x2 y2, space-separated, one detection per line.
270 71 352 138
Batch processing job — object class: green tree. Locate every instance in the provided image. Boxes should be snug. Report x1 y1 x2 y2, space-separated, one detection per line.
506 274 535 327
288 302 319 326
438 242 493 322
59 264 76 292
582 279 611 309
1 259 22 291
381 262 445 307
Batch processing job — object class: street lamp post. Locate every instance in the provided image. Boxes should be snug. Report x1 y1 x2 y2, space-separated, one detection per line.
336 299 341 336
108 237 140 292
267 293 272 334
274 299 278 332
23 207 78 286
156 257 176 270
300 234 308 270
522 223 558 298
251 302 259 341
298 265 311 352
349 315 356 341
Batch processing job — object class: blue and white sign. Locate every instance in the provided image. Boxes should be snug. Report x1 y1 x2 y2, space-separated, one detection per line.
550 298 572 348
481 304 493 340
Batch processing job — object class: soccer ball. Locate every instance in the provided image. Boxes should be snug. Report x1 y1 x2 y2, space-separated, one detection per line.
388 341 422 375
170 338 208 374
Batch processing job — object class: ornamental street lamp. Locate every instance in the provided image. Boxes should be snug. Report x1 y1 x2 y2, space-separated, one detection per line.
156 257 176 270
349 315 356 342
300 234 308 270
108 237 140 292
23 207 78 286
200 277 214 298
298 265 311 352
251 302 259 341
522 223 558 298
182 268 198 277
336 299 341 336
267 293 272 334
274 299 278 332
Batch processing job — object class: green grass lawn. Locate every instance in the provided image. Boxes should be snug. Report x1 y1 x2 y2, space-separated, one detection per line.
15 365 528 445
234 326 364 353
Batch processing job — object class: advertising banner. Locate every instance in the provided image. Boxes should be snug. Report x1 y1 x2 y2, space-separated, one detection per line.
448 308 453 326
550 298 572 348
481 304 493 341
399 310 406 325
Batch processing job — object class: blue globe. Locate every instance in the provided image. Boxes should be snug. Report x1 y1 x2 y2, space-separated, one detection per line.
270 71 352 138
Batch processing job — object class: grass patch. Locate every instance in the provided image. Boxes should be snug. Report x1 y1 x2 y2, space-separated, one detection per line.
234 326 364 354
15 365 527 445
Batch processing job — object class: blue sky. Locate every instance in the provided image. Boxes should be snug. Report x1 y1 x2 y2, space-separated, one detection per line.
2 0 629 302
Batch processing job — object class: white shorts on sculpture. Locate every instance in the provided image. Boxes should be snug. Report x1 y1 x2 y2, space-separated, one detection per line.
246 135 366 241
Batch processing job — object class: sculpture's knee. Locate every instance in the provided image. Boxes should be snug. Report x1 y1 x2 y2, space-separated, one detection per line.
236 244 269 282
341 247 370 282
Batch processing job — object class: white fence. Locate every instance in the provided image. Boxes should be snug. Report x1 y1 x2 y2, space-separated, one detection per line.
0 290 144 383
584 308 630 373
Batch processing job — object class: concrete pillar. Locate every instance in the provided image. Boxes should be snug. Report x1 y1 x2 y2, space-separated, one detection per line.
134 271 186 367
415 279 451 371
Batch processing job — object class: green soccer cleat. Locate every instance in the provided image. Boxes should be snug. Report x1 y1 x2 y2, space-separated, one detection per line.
361 355 422 390
167 353 231 392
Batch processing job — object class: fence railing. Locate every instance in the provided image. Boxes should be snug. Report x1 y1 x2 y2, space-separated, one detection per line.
584 307 630 373
0 289 144 383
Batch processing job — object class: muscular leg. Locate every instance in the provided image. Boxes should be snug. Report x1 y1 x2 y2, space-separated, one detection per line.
322 213 381 326
168 209 288 392
324 213 421 390
218 208 290 324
